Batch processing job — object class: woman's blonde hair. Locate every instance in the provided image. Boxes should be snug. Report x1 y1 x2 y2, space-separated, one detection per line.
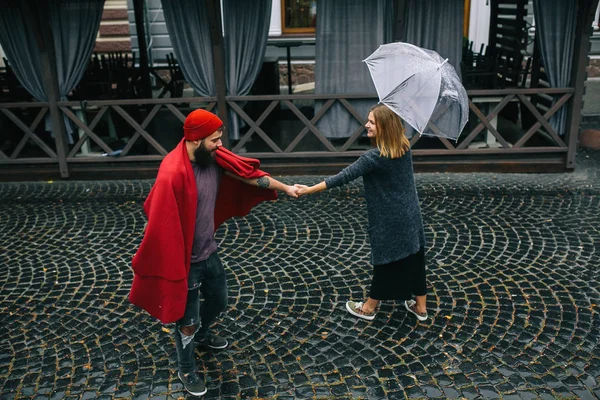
370 104 410 159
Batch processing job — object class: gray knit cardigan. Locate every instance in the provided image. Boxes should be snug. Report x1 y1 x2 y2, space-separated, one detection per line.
325 149 425 265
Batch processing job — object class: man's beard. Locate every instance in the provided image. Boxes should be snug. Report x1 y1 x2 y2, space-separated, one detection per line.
193 141 216 167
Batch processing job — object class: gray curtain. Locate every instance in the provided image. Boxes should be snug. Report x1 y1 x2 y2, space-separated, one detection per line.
162 0 216 96
51 0 105 101
0 1 46 101
49 0 105 142
315 0 393 139
0 0 105 144
162 0 272 140
532 0 577 135
404 0 464 74
223 0 271 140
402 0 463 138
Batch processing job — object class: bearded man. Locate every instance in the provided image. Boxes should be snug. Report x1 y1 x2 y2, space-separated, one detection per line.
129 109 298 396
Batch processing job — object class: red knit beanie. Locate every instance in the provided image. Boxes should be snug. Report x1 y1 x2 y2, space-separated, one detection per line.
183 109 223 141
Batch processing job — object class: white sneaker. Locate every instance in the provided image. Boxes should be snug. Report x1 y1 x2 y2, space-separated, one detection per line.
345 300 376 321
405 300 428 321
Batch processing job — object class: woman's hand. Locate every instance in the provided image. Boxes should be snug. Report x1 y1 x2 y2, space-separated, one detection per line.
294 184 311 197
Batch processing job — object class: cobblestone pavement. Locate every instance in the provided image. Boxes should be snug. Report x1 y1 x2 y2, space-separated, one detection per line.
1 149 599 400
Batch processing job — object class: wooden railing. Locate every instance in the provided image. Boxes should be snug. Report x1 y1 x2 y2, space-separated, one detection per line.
0 87 577 176
0 102 55 164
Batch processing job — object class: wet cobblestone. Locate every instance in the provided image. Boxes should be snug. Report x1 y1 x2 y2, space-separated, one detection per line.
1 149 599 399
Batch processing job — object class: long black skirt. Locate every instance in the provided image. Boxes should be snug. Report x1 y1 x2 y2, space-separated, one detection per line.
369 247 426 301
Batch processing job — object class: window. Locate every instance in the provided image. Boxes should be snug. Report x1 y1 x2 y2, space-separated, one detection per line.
281 0 316 34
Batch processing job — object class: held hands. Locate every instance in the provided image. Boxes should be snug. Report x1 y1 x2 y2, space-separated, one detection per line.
284 184 300 198
282 184 312 198
282 182 322 198
293 184 311 197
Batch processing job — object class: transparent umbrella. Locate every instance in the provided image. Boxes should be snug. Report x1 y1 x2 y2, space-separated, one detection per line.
364 42 468 141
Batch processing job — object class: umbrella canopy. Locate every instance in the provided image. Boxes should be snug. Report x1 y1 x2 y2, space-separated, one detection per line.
364 42 468 140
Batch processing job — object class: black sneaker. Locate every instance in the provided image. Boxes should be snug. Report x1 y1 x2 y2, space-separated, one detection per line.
196 334 228 349
178 371 207 397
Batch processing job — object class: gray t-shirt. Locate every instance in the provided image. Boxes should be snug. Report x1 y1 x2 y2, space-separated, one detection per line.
190 162 220 263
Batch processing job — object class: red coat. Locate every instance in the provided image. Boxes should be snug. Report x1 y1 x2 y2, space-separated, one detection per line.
129 139 277 323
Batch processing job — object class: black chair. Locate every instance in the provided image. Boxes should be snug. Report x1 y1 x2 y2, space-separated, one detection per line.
461 45 501 90
158 53 185 98
71 52 140 100
1 58 33 102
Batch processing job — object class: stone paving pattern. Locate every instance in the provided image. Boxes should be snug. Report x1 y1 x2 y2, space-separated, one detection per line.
1 149 599 400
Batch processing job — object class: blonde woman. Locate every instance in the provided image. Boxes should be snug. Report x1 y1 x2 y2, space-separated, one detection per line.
296 104 428 322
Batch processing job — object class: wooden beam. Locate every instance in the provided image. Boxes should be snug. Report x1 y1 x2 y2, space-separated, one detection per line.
457 95 514 149
227 101 282 152
284 99 335 153
61 106 113 156
27 0 70 178
463 99 511 148
2 108 55 158
112 105 168 155
284 100 338 152
233 100 279 153
57 97 217 107
466 88 574 96
0 101 49 108
120 104 163 156
10 108 47 158
339 124 367 152
566 0 600 169
206 0 229 147
514 93 571 148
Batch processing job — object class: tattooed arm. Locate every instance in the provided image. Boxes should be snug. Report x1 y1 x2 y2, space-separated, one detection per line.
224 172 299 198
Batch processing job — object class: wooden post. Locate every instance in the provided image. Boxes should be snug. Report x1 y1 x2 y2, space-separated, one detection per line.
566 0 599 169
286 46 292 94
28 1 70 178
206 0 230 147
133 0 152 98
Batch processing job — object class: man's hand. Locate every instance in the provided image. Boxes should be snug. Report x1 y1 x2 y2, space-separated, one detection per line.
284 185 300 198
294 184 311 197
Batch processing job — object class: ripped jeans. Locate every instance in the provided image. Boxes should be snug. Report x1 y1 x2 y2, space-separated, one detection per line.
175 251 228 374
